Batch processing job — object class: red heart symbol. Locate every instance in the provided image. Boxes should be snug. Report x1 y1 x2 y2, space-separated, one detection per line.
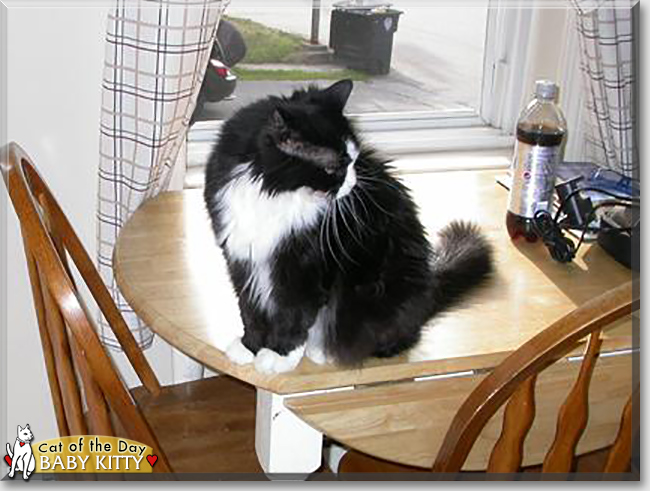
4 455 12 467
146 455 158 467
19 442 25 447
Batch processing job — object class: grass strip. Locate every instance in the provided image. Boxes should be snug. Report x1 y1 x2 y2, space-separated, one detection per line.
234 67 369 82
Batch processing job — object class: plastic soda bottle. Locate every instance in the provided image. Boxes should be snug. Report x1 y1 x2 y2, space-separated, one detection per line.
506 80 567 241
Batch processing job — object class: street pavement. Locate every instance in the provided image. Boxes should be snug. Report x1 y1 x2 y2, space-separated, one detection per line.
194 66 467 121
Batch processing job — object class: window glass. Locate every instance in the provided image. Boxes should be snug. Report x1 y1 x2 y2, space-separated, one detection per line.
192 0 490 122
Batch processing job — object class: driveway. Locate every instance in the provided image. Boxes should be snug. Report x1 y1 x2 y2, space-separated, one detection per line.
194 68 468 122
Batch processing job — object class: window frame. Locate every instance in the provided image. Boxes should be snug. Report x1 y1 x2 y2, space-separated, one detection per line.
186 1 580 180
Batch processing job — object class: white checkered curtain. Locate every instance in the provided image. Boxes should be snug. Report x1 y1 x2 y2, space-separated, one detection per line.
97 0 226 351
572 0 638 178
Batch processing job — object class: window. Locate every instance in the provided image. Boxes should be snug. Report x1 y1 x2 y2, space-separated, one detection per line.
186 1 578 185
195 1 490 119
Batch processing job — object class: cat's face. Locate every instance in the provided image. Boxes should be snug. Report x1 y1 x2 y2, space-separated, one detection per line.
260 79 360 198
17 425 33 442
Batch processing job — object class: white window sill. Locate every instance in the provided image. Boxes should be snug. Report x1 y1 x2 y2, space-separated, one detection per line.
391 148 512 175
186 121 513 189
365 126 513 160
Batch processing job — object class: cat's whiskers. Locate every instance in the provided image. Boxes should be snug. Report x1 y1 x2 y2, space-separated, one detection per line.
321 201 346 272
337 197 361 245
355 181 396 218
355 155 401 189
331 199 359 265
350 187 371 224
357 174 402 192
338 194 368 252
320 204 336 266
318 205 328 262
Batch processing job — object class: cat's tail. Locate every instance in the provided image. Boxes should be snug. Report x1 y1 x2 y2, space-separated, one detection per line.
6 443 12 458
429 220 493 312
322 221 492 367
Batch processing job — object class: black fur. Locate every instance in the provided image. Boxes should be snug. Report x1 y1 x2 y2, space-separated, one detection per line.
204 80 493 366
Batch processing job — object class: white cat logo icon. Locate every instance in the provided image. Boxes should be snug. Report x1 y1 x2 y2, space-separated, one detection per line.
5 424 36 480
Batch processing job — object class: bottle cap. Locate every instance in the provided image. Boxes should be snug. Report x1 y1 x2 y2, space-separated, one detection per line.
535 80 559 101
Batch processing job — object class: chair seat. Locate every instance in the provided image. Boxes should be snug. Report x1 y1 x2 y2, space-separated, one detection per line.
131 375 263 474
339 450 428 473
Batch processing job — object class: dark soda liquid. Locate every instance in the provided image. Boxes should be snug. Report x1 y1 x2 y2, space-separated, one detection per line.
506 210 539 242
507 123 565 242
515 123 565 147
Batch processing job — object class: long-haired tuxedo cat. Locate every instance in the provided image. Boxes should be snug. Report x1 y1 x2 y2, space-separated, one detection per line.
204 80 493 374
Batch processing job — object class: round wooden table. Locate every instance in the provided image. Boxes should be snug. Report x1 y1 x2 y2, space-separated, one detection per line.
114 169 633 473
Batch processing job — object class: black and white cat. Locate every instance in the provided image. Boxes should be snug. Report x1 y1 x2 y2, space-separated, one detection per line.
204 80 493 374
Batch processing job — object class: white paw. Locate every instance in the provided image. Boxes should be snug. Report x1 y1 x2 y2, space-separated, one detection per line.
226 338 255 365
305 344 332 365
306 308 332 365
254 345 305 375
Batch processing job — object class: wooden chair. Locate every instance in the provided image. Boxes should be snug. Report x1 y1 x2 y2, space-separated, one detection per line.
1 142 262 475
340 280 638 475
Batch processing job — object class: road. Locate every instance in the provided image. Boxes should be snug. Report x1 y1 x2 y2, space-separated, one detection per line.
195 70 465 121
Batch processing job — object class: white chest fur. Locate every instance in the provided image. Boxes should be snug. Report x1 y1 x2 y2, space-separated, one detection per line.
215 165 328 311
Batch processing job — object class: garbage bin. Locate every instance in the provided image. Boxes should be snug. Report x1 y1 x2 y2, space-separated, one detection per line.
329 2 403 75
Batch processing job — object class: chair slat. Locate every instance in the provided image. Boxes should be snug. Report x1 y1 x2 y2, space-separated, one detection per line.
542 331 602 472
56 304 173 472
38 194 75 282
34 177 161 396
22 237 70 437
432 282 635 473
604 388 638 473
38 267 88 436
40 187 125 436
487 375 537 473
3 143 173 473
68 333 114 436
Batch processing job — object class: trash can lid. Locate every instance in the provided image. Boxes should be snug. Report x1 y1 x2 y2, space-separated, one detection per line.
333 1 393 10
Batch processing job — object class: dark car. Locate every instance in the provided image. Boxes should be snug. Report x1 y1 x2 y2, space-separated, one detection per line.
201 56 238 103
191 19 247 123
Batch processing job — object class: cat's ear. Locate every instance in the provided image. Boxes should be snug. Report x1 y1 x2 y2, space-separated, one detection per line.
322 79 353 112
17 425 23 433
269 108 292 141
271 109 288 131
25 424 30 429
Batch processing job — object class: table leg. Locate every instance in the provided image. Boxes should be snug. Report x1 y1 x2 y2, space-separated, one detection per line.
325 442 348 473
255 388 323 476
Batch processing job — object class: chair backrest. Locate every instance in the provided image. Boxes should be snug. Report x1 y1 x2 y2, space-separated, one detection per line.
1 143 172 472
432 280 638 473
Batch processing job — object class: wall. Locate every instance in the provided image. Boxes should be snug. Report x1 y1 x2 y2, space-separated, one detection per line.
1 2 207 448
466 1 586 161
1 1 197 447
523 5 586 162
2 2 109 444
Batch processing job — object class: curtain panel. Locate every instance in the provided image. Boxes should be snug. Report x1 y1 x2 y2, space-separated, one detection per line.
97 0 226 349
571 0 638 178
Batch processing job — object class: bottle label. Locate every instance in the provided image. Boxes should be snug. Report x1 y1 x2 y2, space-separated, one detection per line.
508 142 559 218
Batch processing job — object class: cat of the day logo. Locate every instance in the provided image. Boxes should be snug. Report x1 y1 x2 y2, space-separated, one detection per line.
5 424 36 480
4 426 157 479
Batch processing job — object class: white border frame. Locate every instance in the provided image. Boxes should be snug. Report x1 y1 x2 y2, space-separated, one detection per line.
0 1 8 454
